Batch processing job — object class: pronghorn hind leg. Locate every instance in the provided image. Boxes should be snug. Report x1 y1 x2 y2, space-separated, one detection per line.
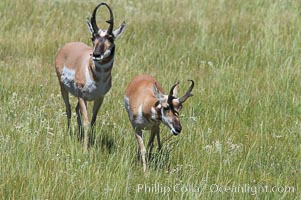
60 85 71 131
135 129 147 172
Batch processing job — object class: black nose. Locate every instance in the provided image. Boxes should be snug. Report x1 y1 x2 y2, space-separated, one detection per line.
93 52 101 57
173 126 182 135
175 127 182 133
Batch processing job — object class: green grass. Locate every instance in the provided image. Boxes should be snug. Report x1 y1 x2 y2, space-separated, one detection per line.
0 0 300 199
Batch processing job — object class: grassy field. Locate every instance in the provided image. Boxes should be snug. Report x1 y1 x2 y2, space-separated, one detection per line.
0 0 300 199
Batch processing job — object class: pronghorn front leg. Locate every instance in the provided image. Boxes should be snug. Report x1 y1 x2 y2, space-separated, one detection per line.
135 129 147 172
147 126 158 160
91 97 104 128
90 97 104 146
76 98 89 152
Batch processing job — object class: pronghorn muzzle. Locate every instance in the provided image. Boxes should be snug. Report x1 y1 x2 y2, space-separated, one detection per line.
92 41 115 61
173 120 182 135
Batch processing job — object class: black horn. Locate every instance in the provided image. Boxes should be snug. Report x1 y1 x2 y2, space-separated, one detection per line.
167 82 179 105
105 4 114 35
90 3 114 35
178 80 194 104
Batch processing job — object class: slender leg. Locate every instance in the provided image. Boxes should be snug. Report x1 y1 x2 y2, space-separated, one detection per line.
60 85 71 130
147 126 157 160
90 97 104 146
77 98 89 152
91 97 104 128
76 102 83 140
135 129 146 172
156 127 162 151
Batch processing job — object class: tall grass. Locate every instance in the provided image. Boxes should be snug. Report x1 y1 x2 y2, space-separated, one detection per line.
0 0 300 199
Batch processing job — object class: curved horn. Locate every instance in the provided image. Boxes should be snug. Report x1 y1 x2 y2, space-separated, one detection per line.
178 80 194 104
167 82 179 105
105 4 114 34
91 3 103 34
90 3 114 34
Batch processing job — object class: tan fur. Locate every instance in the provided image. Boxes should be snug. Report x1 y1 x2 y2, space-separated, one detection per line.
55 42 93 85
125 74 165 120
125 74 194 172
55 2 126 153
125 75 177 172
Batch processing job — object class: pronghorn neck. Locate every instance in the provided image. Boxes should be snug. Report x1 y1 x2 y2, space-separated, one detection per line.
136 104 161 127
93 57 114 72
150 107 160 123
89 57 114 82
153 100 162 121
146 100 164 124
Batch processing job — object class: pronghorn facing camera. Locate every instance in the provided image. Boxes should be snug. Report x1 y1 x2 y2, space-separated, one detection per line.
124 75 194 171
55 3 126 151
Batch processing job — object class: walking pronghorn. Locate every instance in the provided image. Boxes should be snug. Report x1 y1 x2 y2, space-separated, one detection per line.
124 75 194 171
55 2 126 151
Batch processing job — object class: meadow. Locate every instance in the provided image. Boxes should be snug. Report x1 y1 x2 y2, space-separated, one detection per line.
0 0 300 199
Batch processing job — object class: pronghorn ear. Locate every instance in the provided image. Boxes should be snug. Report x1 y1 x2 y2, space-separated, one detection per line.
113 21 126 38
153 82 165 103
86 18 95 35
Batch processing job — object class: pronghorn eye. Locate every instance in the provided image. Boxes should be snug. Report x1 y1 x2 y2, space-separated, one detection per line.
106 34 114 40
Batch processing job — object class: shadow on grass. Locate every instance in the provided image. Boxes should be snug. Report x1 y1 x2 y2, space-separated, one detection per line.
148 140 179 172
91 131 115 154
67 125 116 154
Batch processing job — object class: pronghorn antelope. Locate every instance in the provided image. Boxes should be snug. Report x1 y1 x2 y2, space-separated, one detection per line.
124 75 194 171
55 3 125 151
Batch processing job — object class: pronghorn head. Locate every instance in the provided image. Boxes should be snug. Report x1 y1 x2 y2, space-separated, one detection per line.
153 80 194 135
86 3 126 62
